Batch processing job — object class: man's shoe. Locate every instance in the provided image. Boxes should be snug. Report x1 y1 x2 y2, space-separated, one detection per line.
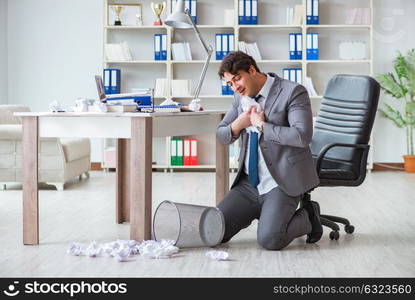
304 200 323 243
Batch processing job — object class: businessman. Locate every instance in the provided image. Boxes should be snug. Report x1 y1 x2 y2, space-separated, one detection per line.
216 51 322 250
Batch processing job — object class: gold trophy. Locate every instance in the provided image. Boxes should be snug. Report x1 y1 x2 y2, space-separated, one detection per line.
112 5 124 26
151 2 166 26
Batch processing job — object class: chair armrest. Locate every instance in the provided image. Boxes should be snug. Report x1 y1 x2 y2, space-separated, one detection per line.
316 143 370 175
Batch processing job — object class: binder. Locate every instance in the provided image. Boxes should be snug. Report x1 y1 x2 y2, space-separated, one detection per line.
171 138 177 166
296 68 302 85
306 0 313 24
245 0 252 25
190 139 198 165
103 69 111 94
183 138 191 165
251 0 258 24
161 34 167 60
238 0 245 24
289 33 296 60
177 139 183 165
222 34 229 57
312 0 319 24
216 34 222 60
295 33 302 60
312 33 319 60
154 34 161 60
306 33 313 60
229 33 235 52
290 69 296 83
191 0 197 24
283 68 290 80
110 69 121 94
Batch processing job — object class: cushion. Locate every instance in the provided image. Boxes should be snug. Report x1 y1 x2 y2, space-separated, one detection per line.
60 138 91 162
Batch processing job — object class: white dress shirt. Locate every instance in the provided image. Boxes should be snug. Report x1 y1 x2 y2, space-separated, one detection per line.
243 74 278 195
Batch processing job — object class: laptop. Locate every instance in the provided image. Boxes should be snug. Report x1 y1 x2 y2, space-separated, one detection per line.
94 75 152 105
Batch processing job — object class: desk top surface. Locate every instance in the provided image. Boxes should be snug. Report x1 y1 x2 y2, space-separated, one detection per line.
15 110 227 118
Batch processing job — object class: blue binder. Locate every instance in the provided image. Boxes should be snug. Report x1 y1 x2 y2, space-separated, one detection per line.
295 33 303 60
306 0 313 25
104 68 121 94
154 34 161 60
161 34 167 60
238 0 245 24
312 33 319 60
190 0 197 24
289 33 296 60
216 34 222 60
251 0 258 24
306 33 313 60
312 0 319 24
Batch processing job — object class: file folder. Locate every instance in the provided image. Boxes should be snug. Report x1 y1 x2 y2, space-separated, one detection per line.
283 68 290 80
161 34 167 60
306 0 313 24
191 0 197 24
171 139 177 166
190 139 198 165
222 34 229 57
177 139 183 165
184 139 191 166
229 33 235 52
245 0 252 24
103 69 111 94
312 0 319 24
154 34 161 60
103 68 121 94
290 69 296 83
289 33 296 60
239 0 245 24
216 34 222 60
312 33 319 60
251 0 258 24
306 33 313 60
295 33 302 60
296 68 302 85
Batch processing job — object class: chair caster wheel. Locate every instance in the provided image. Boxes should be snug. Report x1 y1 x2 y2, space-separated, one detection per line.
345 225 355 234
329 231 339 240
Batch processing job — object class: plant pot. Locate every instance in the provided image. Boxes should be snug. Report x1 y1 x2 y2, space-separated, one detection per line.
403 155 415 173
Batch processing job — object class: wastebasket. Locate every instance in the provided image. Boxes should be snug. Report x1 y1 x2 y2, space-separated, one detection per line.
153 201 225 248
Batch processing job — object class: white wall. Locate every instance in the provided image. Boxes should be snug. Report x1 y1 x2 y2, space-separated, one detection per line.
4 0 415 162
0 0 7 104
372 0 415 162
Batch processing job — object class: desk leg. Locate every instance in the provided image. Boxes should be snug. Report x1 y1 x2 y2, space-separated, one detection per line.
22 117 39 245
116 139 130 223
216 129 229 205
130 118 152 241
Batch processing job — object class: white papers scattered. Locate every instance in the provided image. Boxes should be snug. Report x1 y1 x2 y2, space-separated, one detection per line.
67 239 178 262
49 100 66 112
238 41 262 61
105 42 133 61
205 250 230 261
138 240 179 259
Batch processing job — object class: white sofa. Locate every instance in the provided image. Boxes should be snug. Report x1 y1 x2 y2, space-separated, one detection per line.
0 105 91 190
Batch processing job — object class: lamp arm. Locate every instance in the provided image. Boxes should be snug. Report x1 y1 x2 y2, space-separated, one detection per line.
193 51 212 100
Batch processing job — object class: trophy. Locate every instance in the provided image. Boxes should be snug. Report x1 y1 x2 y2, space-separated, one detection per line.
112 5 124 26
151 2 166 26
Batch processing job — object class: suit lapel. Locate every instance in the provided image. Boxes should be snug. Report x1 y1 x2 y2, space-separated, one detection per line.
264 76 283 118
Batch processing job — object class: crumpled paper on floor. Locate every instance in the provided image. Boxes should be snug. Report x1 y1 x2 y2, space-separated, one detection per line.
205 250 230 261
138 239 179 259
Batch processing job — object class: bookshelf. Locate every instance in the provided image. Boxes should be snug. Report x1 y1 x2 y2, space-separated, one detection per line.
102 0 374 171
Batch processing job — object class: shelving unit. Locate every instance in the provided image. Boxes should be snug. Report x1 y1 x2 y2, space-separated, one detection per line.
102 0 374 170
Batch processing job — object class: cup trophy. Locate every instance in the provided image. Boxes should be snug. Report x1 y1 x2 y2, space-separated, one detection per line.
112 5 124 26
151 2 166 26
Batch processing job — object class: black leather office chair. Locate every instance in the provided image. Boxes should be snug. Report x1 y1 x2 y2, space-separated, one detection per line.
304 74 380 240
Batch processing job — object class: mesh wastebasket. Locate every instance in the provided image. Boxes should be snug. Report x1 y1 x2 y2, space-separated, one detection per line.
153 201 225 248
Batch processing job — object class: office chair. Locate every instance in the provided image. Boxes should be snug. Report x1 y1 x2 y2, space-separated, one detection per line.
304 74 380 240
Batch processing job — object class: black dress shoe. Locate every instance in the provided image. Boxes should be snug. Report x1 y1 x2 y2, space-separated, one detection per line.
304 201 323 243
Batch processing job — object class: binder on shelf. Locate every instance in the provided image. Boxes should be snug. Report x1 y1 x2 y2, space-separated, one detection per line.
289 33 296 60
191 0 197 24
295 33 302 60
307 33 319 60
238 0 245 24
295 68 302 85
283 68 290 80
154 34 161 60
312 33 319 60
216 34 222 60
312 0 319 24
251 0 258 25
103 68 121 94
282 68 303 85
306 0 313 24
245 0 252 24
190 139 198 165
161 34 167 60
171 138 184 166
222 34 229 58
229 33 235 52
184 138 191 166
171 139 177 166
177 139 183 165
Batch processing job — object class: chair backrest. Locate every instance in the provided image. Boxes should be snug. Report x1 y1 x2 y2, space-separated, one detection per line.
0 105 31 125
310 74 380 172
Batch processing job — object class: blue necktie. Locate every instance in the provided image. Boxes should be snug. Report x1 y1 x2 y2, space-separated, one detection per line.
248 94 261 188
248 131 259 188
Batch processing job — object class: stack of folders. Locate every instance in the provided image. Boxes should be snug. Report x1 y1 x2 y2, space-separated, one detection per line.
289 33 302 60
215 33 235 60
306 33 319 60
238 0 258 25
238 41 262 61
154 34 167 60
172 0 197 24
106 89 153 112
221 80 234 95
171 138 198 166
105 42 133 61
286 4 304 25
171 79 191 97
306 0 319 25
172 43 192 61
283 68 303 85
103 68 121 94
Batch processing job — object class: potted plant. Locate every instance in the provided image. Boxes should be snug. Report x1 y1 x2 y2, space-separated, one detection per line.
377 49 415 173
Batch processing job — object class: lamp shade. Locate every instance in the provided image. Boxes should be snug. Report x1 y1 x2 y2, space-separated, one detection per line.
165 0 193 28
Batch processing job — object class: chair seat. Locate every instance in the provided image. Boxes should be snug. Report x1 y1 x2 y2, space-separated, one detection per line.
319 169 357 181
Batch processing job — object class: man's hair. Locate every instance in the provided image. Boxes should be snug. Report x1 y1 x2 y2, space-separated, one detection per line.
218 51 261 78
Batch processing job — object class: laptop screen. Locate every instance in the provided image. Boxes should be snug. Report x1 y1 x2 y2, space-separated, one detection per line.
95 75 106 102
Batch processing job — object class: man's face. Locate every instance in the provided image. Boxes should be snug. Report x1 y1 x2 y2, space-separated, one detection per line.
223 66 258 98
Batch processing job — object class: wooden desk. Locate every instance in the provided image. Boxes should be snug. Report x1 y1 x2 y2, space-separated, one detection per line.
15 111 229 245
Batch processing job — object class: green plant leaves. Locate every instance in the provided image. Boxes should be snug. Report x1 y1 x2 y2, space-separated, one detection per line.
379 104 407 128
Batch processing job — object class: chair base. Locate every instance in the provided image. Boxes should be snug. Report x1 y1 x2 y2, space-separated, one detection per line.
302 193 355 240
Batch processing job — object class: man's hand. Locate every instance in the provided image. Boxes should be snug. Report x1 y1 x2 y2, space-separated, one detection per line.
231 110 252 136
250 106 265 127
